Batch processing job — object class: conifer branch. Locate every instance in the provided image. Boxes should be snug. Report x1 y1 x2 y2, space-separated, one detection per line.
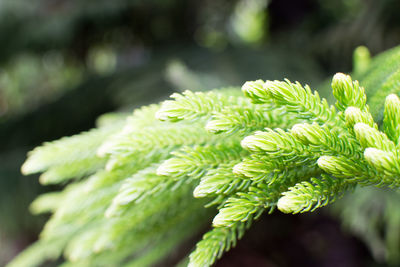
106 164 174 216
157 142 245 179
291 122 358 156
206 105 298 135
241 128 305 157
331 73 367 112
38 157 107 185
156 89 243 122
243 79 337 123
188 222 249 267
354 123 396 151
364 148 400 181
317 156 367 179
193 163 251 198
13 45 400 267
383 94 400 144
21 123 122 177
344 106 376 130
277 175 354 214
29 192 64 215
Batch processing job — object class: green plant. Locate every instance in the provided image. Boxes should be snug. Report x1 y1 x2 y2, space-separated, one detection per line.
8 45 400 267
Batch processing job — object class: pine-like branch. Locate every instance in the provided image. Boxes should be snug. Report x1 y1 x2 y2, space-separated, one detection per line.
383 94 400 144
188 222 249 267
157 141 245 179
12 45 400 267
156 89 243 122
193 163 251 198
206 105 295 135
277 175 355 214
243 79 337 123
331 73 367 112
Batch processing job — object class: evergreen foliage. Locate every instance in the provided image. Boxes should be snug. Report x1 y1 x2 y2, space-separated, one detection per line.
9 45 400 266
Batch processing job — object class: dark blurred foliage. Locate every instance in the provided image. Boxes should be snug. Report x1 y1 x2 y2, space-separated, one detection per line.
269 0 400 71
1 0 400 265
217 212 379 267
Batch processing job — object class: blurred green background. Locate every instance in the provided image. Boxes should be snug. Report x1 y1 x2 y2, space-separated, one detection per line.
2 0 400 266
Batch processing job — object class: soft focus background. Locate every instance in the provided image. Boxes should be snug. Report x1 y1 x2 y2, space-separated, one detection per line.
1 0 400 266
